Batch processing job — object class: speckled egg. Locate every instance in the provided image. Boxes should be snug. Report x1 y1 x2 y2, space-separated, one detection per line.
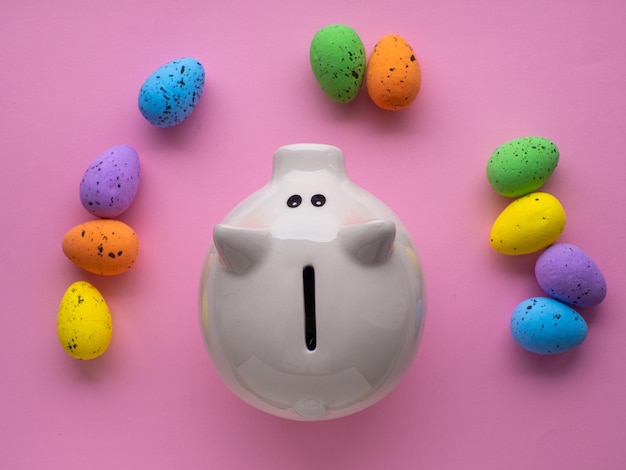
62 219 139 275
310 24 366 103
57 281 112 360
486 137 559 197
535 243 607 307
366 34 421 110
490 192 566 255
138 57 205 127
510 297 587 354
80 145 140 218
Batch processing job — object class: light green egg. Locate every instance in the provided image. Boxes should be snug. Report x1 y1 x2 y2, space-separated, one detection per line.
486 136 559 197
310 24 365 103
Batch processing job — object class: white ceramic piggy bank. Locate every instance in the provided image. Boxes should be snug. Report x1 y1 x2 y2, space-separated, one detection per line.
200 144 425 420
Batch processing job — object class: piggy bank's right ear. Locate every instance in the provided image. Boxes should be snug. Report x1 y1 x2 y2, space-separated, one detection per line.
213 224 271 274
339 219 396 265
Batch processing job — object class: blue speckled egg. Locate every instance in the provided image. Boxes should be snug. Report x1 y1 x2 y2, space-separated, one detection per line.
138 57 205 127
80 145 140 218
510 297 587 354
535 243 607 308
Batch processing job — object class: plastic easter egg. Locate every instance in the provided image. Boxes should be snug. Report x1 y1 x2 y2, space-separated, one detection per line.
510 297 587 354
310 24 366 103
490 192 566 255
200 144 425 421
138 57 205 127
487 137 559 197
366 34 421 110
535 243 607 307
62 219 139 275
57 281 112 360
80 145 140 218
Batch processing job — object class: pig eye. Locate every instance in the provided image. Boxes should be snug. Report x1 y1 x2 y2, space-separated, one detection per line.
311 194 326 207
287 194 302 208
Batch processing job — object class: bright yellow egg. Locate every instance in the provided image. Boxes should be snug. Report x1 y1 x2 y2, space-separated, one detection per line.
57 281 112 360
490 192 566 255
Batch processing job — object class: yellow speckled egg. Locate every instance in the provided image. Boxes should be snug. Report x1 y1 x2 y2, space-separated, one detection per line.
62 219 139 275
57 281 112 360
490 192 566 255
366 34 421 110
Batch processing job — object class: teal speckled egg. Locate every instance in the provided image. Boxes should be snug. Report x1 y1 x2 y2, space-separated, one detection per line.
138 57 205 128
310 24 365 103
510 297 587 354
486 136 559 197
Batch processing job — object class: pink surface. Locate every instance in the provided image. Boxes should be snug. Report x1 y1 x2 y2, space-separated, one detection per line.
2 0 625 468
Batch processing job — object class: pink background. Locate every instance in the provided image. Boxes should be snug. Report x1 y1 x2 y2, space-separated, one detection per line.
2 0 625 468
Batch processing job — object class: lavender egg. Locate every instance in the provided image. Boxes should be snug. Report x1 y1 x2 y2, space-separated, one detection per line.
138 57 205 128
80 145 140 218
535 243 607 308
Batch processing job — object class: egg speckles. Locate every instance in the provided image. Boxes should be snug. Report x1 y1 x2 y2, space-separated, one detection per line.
366 34 421 110
138 57 205 127
57 281 112 360
80 145 140 218
310 24 366 103
62 219 139 275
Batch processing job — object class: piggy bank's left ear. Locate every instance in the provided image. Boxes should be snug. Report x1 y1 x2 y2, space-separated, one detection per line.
213 224 271 274
339 219 396 265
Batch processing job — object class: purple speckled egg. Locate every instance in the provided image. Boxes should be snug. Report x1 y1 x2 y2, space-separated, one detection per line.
535 243 607 308
80 145 140 218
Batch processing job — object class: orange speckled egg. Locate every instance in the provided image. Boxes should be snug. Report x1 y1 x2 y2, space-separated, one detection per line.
366 34 421 110
62 219 139 275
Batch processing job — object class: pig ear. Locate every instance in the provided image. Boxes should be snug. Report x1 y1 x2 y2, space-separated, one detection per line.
213 224 271 274
339 219 396 265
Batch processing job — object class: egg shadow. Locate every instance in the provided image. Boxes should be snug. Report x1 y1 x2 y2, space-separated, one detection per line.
312 81 424 138
506 337 585 378
575 303 605 328
58 338 119 384
360 89 427 136
490 249 543 278
137 90 212 156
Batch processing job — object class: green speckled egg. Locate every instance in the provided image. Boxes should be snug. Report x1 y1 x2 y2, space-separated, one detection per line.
486 136 559 197
310 24 365 103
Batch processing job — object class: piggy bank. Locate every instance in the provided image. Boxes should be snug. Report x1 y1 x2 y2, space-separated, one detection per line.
199 144 425 420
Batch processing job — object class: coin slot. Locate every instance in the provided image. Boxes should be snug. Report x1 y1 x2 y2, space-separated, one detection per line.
303 265 317 351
